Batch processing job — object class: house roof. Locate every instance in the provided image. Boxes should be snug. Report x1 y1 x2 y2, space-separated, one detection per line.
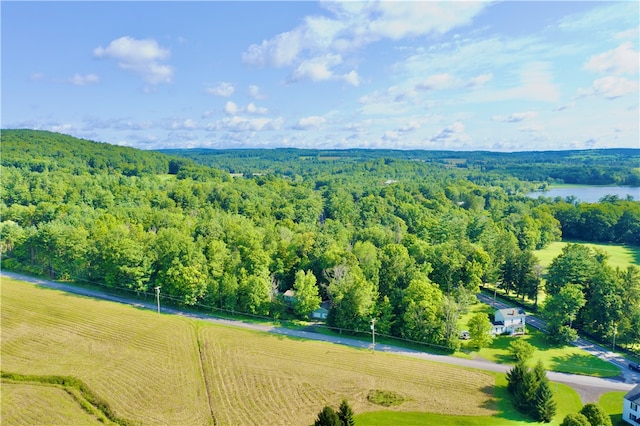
283 289 297 298
625 384 640 404
496 308 526 318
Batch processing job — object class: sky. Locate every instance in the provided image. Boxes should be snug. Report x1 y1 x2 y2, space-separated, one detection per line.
2 1 639 151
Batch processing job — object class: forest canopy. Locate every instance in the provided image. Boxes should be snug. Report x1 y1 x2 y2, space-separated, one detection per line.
1 129 638 351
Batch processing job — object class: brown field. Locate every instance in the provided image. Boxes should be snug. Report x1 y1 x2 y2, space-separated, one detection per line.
1 382 105 425
1 278 498 425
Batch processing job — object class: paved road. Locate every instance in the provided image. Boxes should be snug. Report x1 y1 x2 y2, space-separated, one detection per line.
2 271 635 401
477 292 640 384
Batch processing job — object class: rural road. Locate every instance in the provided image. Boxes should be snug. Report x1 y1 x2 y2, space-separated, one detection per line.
2 271 635 403
476 292 640 385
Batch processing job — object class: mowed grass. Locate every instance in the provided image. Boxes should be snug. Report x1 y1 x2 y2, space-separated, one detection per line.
598 391 625 425
356 375 583 425
1 382 104 425
2 278 500 425
475 327 620 377
534 241 640 270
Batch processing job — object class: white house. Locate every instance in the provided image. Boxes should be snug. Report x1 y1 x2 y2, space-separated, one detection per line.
491 308 526 336
623 384 640 425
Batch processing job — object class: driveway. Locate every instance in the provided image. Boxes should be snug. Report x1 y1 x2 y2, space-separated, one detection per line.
2 271 635 402
476 292 640 385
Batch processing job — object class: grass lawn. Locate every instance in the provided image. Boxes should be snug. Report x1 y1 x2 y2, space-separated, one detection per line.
474 327 620 377
534 241 640 270
355 374 583 425
598 391 626 426
2 277 503 425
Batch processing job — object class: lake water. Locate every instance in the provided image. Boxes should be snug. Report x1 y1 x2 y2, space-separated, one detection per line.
528 186 639 203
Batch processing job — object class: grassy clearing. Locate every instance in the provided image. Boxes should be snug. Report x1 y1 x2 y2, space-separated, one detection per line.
534 241 640 270
598 391 625 425
2 278 500 425
474 327 620 377
1 382 105 425
1 278 211 425
355 374 583 425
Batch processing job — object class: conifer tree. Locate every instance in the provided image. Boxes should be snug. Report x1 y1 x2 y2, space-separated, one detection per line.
534 379 556 422
338 400 355 426
314 406 341 426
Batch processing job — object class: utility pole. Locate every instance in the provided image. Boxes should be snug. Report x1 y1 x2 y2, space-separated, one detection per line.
612 322 617 351
370 318 376 352
155 286 161 314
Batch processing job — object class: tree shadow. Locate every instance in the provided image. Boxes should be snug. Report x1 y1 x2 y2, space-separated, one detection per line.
483 383 537 423
550 352 621 377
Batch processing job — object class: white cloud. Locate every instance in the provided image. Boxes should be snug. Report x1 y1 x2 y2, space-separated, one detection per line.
492 111 538 123
294 116 326 130
170 119 197 130
417 73 454 91
224 101 239 115
243 2 488 84
584 42 639 76
467 73 493 88
248 85 265 99
342 70 361 87
30 72 44 81
224 101 268 116
246 102 268 115
69 73 99 86
94 36 174 84
292 54 342 82
207 116 283 132
429 121 470 146
578 76 639 99
206 82 235 97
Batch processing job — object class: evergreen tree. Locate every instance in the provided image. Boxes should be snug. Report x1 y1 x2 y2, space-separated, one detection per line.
338 400 355 426
534 379 556 422
506 362 527 394
314 406 341 426
579 403 612 426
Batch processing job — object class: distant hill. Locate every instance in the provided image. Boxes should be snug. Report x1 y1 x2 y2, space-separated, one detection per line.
1 129 172 176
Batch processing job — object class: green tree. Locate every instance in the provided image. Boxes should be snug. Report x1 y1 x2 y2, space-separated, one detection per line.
314 406 341 426
327 264 377 332
400 277 445 344
468 312 493 349
560 413 590 426
509 339 535 363
543 283 586 344
534 378 556 422
292 270 321 317
579 403 612 426
337 400 355 426
545 244 600 296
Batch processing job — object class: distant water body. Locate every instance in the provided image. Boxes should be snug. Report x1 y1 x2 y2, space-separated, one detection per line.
527 186 639 203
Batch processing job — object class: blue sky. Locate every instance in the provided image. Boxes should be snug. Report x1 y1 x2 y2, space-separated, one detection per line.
2 1 639 151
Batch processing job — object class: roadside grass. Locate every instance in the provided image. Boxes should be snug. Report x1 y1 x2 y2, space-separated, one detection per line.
534 241 640 270
474 327 620 377
1 382 106 425
598 391 625 426
355 374 583 425
2 278 500 425
478 326 620 377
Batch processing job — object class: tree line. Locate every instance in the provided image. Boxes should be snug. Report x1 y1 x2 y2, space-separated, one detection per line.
1 130 638 351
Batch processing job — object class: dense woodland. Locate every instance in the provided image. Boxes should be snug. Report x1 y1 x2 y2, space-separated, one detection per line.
1 129 639 351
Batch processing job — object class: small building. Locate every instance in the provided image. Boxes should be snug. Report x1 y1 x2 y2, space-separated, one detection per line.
310 301 331 320
491 308 526 336
282 289 297 306
623 384 640 425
